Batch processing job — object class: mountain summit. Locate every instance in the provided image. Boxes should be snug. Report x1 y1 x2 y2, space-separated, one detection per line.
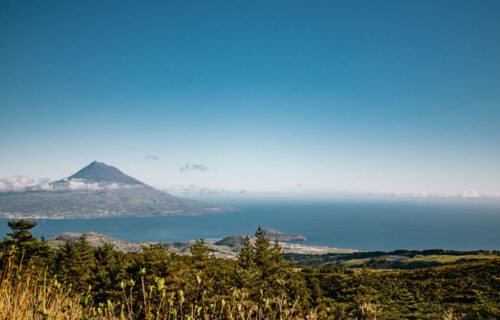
69 161 144 185
0 162 228 219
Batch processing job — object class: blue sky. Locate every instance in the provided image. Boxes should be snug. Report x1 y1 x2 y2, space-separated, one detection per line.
1 0 499 196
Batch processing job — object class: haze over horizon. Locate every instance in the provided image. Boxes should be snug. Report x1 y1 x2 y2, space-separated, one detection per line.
1 0 499 197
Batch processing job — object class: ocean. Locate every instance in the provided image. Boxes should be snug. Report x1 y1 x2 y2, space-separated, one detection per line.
1 198 499 251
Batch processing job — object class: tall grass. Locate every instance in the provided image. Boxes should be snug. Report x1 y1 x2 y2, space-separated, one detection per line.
0 258 466 320
0 258 314 320
0 258 85 319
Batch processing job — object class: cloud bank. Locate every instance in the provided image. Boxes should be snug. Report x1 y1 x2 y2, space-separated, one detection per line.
0 176 135 193
393 190 493 199
0 176 50 192
42 178 123 191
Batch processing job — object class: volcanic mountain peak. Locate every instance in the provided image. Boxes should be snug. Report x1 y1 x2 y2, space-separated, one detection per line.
68 161 144 185
0 161 228 218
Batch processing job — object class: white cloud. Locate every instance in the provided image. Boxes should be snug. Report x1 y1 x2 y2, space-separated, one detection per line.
394 190 489 199
0 176 49 192
57 178 102 191
0 176 134 193
167 184 241 196
41 178 130 191
394 190 428 198
458 190 481 199
180 163 209 173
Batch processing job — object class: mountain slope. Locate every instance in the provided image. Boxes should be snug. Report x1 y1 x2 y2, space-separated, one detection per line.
68 161 144 185
0 162 228 219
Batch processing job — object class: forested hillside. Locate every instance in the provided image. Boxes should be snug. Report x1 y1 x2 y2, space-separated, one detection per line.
0 220 498 319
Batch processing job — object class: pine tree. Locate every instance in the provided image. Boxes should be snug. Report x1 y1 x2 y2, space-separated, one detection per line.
254 226 272 280
0 219 51 267
93 243 125 302
236 235 256 290
139 243 171 277
7 220 38 244
190 238 210 262
270 238 285 283
54 240 76 284
54 234 96 292
271 238 284 264
74 234 96 278
237 235 254 269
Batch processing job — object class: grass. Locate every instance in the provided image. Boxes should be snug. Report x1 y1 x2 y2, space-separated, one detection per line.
333 253 500 269
337 258 372 267
406 254 500 263
0 258 313 320
0 259 85 319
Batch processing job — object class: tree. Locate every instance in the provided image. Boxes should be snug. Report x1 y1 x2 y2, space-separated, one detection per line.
237 235 254 269
54 235 96 292
0 219 51 267
93 243 126 302
271 238 284 264
236 227 290 299
190 238 210 262
137 243 171 278
236 235 256 290
7 220 38 243
254 226 272 281
74 234 97 284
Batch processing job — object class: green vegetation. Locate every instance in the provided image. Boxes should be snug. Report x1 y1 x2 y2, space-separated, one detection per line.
285 249 500 269
0 220 499 319
405 254 499 263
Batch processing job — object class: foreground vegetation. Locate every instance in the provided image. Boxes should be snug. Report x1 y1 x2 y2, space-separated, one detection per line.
0 220 498 319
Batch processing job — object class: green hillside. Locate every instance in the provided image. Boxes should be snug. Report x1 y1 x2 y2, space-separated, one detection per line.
1 220 498 319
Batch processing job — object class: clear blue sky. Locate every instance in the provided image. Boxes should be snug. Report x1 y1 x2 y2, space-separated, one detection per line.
1 0 499 196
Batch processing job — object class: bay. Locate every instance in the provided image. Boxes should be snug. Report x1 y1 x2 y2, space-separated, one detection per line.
1 198 499 251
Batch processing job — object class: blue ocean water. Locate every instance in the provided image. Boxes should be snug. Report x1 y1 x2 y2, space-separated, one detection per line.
1 198 499 251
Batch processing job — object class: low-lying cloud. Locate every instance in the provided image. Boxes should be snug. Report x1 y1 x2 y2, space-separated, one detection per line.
145 155 159 160
43 178 119 191
167 184 244 196
180 163 209 173
182 185 230 196
0 176 50 192
458 190 482 199
394 190 492 199
0 176 133 193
